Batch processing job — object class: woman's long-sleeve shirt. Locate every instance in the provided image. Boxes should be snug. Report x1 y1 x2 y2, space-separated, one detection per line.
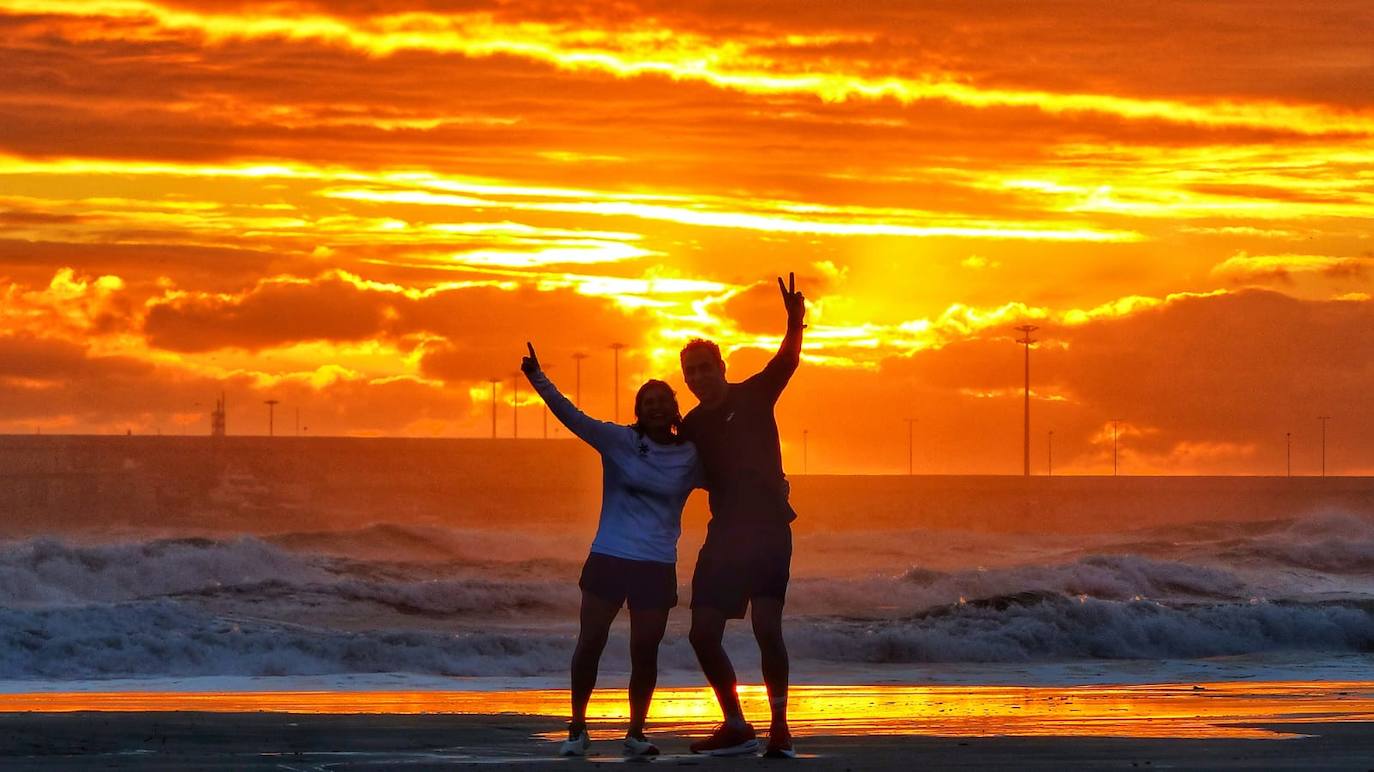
526 367 699 564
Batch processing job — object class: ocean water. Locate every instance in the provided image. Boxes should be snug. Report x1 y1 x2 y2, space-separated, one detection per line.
2 507 1373 685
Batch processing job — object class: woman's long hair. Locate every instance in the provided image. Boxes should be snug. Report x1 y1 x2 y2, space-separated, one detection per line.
631 379 684 442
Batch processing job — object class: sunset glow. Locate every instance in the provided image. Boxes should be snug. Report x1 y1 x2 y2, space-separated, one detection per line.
2 0 1372 473
4 682 1372 740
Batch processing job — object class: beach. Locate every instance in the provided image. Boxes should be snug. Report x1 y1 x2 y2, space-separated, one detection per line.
5 713 1374 769
7 0 1374 761
3 680 1374 769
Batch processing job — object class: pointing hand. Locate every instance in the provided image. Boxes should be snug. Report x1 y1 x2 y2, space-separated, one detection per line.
521 342 541 374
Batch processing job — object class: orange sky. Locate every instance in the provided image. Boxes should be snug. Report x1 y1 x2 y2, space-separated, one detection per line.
1 0 1372 474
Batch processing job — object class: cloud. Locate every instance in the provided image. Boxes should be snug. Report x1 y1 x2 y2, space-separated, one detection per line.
0 331 212 427
715 272 827 336
139 269 658 395
406 283 657 383
10 0 1371 136
144 274 394 352
961 255 999 270
1211 252 1374 284
0 333 146 382
873 289 1374 473
2 0 1374 468
0 268 137 338
0 322 471 436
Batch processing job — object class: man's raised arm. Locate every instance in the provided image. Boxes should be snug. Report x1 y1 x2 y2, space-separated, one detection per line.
754 272 806 396
776 271 806 363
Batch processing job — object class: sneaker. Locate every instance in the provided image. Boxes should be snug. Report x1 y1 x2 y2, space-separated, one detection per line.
559 728 591 757
689 721 759 756
622 733 660 757
764 726 797 759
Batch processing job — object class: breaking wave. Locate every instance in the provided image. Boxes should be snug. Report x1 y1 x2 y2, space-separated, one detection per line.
1 596 1369 679
2 511 1372 679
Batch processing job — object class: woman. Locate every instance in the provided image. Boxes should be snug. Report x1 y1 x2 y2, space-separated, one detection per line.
521 342 699 758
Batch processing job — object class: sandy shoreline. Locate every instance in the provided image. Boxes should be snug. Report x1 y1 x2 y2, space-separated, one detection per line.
2 681 1374 769
2 712 1374 770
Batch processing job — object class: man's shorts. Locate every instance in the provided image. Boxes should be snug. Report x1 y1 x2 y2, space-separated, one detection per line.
579 552 678 610
690 525 792 619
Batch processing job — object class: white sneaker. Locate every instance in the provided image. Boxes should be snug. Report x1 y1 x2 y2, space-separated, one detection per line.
623 734 660 757
559 728 591 756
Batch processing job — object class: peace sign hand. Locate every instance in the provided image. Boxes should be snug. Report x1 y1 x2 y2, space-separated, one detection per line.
778 271 806 328
520 342 541 375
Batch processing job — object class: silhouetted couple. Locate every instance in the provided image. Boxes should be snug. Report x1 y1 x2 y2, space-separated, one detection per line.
522 273 805 758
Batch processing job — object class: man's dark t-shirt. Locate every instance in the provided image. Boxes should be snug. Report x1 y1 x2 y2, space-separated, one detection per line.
681 351 798 531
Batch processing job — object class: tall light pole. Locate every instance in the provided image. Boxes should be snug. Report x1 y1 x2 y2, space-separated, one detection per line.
904 418 917 475
1285 431 1292 477
263 399 279 437
488 378 499 439
1015 325 1038 477
1111 418 1123 476
1318 416 1331 476
803 429 809 475
571 352 588 408
1048 430 1054 476
609 343 626 422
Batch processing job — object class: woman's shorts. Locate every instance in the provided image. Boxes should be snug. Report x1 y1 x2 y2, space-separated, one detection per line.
579 552 678 610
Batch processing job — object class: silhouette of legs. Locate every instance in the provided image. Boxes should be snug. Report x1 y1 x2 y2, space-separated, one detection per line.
626 606 669 737
750 596 789 734
570 591 621 733
689 606 746 723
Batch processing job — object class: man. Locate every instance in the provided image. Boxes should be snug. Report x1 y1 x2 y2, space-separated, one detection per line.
678 272 805 759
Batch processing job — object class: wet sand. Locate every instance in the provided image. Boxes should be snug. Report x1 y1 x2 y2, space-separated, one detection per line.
2 682 1374 769
2 713 1374 770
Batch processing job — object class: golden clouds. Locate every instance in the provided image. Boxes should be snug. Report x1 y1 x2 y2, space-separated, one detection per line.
145 274 395 352
1212 253 1374 282
325 184 1139 242
1 1 1372 469
10 0 1374 137
861 289 1374 474
1 268 130 336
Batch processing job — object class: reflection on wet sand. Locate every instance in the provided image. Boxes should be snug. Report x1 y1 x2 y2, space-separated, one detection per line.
3 681 1373 739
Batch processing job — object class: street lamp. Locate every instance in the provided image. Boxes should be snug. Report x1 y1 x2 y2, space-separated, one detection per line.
1111 418 1123 476
488 378 499 438
572 352 589 408
1014 324 1038 476
264 399 279 437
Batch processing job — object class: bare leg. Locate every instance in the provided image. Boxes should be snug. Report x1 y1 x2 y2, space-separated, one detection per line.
626 606 669 737
689 606 746 724
751 596 789 734
570 591 621 734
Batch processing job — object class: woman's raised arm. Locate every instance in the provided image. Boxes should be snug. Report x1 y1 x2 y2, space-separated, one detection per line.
522 342 623 453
